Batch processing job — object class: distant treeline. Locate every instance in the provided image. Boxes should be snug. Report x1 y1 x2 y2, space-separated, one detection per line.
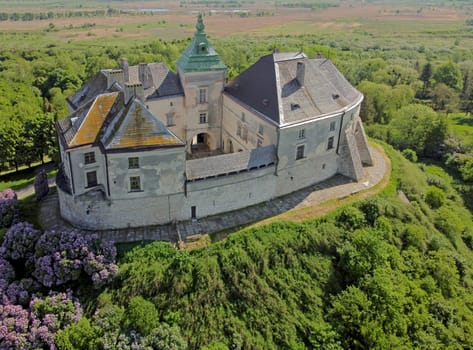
277 2 339 9
0 8 122 22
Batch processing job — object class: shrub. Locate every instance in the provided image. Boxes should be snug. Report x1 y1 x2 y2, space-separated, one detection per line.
2 222 41 261
33 230 118 288
335 206 366 231
425 186 446 209
402 148 418 162
0 189 19 229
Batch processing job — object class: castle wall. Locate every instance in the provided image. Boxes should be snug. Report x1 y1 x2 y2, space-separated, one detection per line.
68 146 107 196
221 94 277 153
58 164 275 229
146 95 186 142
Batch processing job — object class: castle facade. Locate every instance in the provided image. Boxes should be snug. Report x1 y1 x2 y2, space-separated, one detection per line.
55 15 372 230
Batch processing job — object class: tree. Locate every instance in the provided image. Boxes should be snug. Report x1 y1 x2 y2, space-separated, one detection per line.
430 83 459 113
419 62 433 97
388 104 447 157
460 69 473 115
433 61 463 91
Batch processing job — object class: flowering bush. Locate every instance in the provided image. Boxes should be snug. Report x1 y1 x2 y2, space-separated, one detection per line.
33 230 118 288
0 189 19 228
0 291 82 349
2 222 41 261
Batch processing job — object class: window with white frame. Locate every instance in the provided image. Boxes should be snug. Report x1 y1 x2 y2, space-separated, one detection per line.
166 114 174 126
330 121 336 131
237 122 242 137
258 124 264 135
242 125 248 142
130 176 141 192
84 151 95 164
298 129 305 139
199 112 207 124
128 157 139 169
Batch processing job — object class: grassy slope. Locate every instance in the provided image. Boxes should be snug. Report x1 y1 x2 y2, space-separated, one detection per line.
104 144 473 349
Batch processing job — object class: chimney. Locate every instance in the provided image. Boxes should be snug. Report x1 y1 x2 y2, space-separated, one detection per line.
120 58 129 83
138 63 152 89
124 82 144 103
106 70 124 89
296 61 305 86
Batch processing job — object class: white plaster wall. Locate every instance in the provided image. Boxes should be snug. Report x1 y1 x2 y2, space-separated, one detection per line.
178 70 226 151
107 147 185 199
146 95 185 142
222 94 277 153
68 146 107 196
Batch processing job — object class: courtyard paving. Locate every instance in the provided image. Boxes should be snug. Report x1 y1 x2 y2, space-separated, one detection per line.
38 145 389 243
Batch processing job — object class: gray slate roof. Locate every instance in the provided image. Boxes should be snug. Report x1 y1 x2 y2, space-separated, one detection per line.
225 52 361 126
67 62 183 113
186 145 276 181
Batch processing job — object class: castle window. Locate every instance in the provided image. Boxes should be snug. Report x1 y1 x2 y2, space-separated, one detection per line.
296 145 305 160
258 124 264 135
199 112 207 124
84 151 95 165
330 121 336 131
199 88 207 104
86 171 97 188
298 129 305 139
327 136 334 150
237 122 242 137
241 112 245 122
242 125 248 142
166 114 174 126
128 157 139 169
130 176 141 192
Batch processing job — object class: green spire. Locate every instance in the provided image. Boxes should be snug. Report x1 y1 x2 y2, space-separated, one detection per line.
176 14 226 73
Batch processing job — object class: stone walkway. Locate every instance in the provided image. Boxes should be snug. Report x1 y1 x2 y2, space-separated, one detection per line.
38 145 389 243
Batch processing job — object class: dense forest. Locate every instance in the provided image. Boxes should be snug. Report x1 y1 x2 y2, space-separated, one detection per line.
1 2 473 348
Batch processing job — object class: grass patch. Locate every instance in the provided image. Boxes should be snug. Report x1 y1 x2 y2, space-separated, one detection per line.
0 163 56 192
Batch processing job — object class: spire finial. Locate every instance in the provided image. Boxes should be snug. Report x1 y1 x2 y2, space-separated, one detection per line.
196 13 205 33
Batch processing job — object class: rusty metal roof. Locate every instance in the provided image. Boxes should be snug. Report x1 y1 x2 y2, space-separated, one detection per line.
68 93 119 147
103 99 183 150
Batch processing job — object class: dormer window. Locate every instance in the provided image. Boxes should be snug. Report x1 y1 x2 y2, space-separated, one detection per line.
291 103 300 111
199 42 207 53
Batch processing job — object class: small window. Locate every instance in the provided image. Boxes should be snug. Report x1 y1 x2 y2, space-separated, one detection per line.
330 121 336 131
258 124 264 135
86 171 97 188
237 122 242 137
298 129 305 139
327 136 334 150
84 151 95 165
242 125 248 142
128 157 139 169
199 88 207 104
296 145 305 160
166 114 174 126
241 112 245 122
199 113 207 124
130 176 141 192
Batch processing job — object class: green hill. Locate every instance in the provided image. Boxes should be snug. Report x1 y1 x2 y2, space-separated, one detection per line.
60 144 473 349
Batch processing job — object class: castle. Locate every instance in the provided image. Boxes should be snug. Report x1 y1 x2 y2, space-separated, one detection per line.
55 15 372 230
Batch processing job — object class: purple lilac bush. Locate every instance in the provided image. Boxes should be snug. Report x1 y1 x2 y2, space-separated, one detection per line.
0 291 82 349
33 230 118 288
0 189 19 228
0 222 118 349
2 222 41 261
